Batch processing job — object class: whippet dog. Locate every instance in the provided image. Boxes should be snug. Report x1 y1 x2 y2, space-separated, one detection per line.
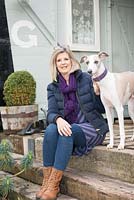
80 52 134 149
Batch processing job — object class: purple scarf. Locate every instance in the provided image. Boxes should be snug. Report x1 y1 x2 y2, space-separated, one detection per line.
58 73 78 124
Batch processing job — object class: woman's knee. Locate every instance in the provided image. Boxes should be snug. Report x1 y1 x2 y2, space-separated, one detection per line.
57 135 73 152
71 123 86 147
45 124 58 142
58 135 73 143
71 124 83 135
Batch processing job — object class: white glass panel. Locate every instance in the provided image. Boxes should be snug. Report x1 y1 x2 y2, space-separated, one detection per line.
72 0 95 45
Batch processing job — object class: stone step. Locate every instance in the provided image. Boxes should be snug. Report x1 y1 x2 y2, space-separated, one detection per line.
0 121 133 154
61 168 134 200
103 125 134 149
114 118 133 125
0 132 42 155
1 129 134 184
0 171 78 200
5 154 134 200
68 146 134 184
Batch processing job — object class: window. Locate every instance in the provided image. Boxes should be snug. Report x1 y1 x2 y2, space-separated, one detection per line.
66 0 100 51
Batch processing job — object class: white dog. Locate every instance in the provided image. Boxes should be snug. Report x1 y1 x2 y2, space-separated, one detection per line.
80 52 134 149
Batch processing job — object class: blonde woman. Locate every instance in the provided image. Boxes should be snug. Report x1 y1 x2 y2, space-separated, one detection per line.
36 46 108 200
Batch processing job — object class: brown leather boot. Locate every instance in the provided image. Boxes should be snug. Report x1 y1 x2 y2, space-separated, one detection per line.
40 168 63 200
36 167 52 200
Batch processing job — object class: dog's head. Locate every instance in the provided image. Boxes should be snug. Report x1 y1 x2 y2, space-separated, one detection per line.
80 52 109 75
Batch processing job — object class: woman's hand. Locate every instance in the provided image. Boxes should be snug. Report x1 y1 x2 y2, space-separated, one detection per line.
56 117 72 136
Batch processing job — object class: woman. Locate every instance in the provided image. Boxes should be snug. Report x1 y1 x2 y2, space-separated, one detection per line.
36 46 109 200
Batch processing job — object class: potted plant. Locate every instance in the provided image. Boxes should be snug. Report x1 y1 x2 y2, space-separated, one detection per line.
0 70 38 132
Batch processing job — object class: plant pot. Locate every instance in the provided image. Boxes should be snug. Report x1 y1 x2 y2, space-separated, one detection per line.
0 104 38 132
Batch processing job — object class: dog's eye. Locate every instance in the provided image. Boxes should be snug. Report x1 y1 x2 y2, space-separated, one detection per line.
86 61 89 65
94 61 98 64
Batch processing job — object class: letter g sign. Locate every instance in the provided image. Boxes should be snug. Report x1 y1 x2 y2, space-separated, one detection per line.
11 20 38 48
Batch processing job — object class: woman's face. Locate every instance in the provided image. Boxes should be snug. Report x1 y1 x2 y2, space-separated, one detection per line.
56 52 72 76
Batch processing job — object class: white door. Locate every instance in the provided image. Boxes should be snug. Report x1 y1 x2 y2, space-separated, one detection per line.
111 0 134 72
111 0 134 118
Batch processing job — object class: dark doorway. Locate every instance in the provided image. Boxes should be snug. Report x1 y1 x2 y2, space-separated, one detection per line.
0 0 14 131
0 0 14 106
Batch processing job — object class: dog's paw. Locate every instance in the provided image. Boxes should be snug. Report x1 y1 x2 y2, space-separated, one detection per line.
117 143 124 150
107 143 113 149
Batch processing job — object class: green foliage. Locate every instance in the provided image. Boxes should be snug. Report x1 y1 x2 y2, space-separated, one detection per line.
0 139 14 170
0 152 15 171
0 139 13 153
20 151 33 170
0 176 14 199
3 70 36 106
0 139 33 199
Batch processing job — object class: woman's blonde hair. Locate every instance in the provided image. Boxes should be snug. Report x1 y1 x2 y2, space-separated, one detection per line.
50 46 80 81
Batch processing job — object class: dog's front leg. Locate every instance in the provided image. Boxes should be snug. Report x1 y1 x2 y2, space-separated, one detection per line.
105 106 114 149
116 105 125 149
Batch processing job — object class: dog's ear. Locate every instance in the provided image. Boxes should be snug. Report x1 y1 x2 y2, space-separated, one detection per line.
98 52 109 60
80 56 88 63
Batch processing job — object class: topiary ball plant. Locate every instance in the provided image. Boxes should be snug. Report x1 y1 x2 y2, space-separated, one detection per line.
3 70 36 106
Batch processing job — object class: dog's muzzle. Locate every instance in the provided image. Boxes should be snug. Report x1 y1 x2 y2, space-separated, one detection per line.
87 69 92 75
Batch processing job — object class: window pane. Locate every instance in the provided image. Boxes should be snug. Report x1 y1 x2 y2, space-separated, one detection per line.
72 0 95 45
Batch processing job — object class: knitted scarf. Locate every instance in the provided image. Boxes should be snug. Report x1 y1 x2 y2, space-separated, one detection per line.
58 73 78 124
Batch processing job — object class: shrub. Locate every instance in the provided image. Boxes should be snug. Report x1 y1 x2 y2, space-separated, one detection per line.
3 71 36 106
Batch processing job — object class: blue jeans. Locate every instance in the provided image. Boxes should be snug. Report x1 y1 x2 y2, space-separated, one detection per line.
43 123 86 171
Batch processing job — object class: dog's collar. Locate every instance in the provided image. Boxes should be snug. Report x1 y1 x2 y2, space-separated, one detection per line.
93 67 108 82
